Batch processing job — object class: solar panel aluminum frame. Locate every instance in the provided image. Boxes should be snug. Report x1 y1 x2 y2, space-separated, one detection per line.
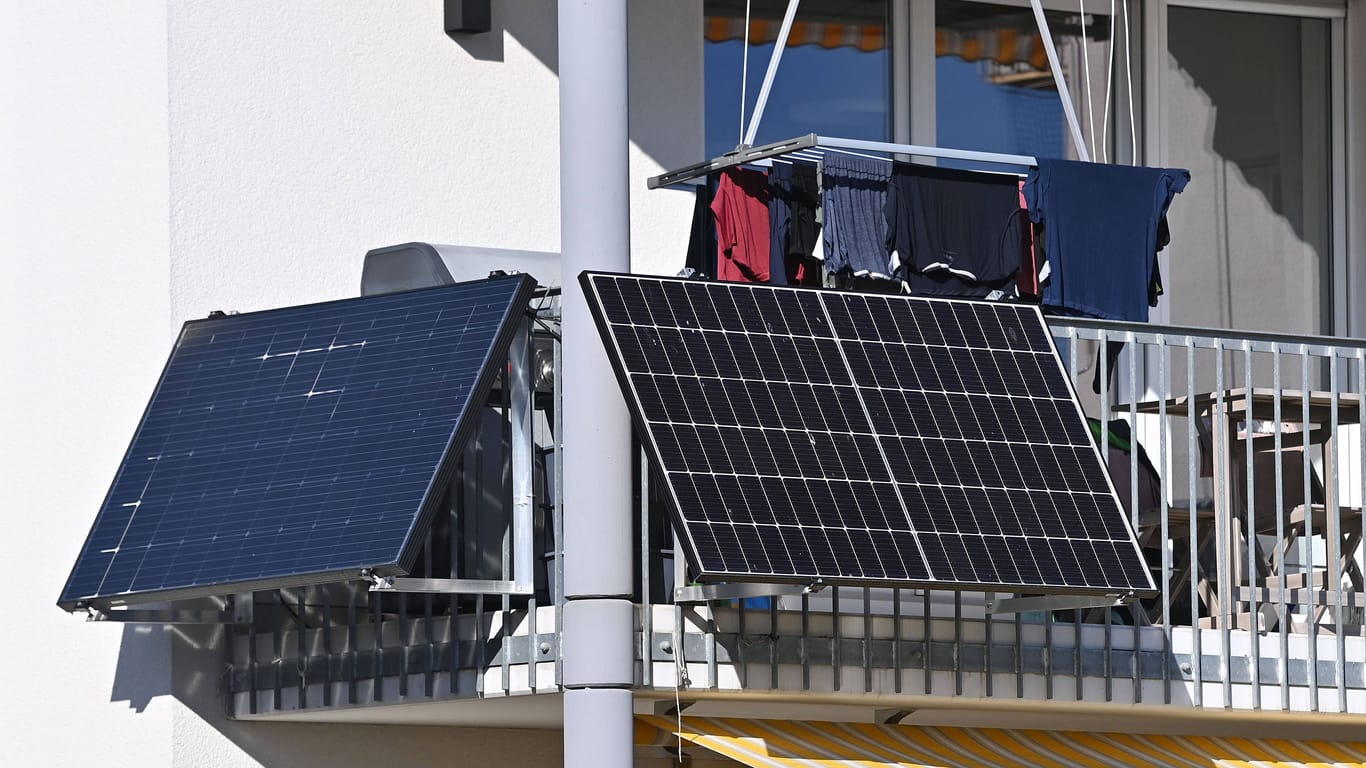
581 271 1156 597
58 275 538 612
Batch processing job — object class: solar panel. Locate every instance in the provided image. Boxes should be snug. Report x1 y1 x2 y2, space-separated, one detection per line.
582 272 1154 595
59 275 536 610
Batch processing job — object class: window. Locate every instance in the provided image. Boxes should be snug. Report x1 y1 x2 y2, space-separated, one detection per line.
1163 6 1333 335
935 0 1120 164
703 0 889 157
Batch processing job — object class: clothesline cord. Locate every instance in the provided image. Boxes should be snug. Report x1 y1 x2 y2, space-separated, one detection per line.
739 0 752 146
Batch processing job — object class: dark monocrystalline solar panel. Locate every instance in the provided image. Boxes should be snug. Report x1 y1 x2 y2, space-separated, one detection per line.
583 272 1154 595
59 275 535 609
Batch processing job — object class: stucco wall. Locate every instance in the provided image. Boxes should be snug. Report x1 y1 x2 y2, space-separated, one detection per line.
1 2 175 765
4 1 701 766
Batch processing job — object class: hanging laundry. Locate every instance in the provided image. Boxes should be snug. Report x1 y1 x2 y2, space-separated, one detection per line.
1015 179 1043 300
710 166 771 283
684 184 716 279
1023 159 1189 322
768 163 822 286
821 155 893 280
884 162 1025 298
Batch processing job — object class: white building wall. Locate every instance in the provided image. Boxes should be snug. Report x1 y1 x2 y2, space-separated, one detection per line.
4 1 701 766
1 2 174 766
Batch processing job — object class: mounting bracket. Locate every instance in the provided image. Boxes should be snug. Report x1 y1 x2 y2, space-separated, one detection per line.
673 581 824 604
367 574 533 596
985 591 1134 616
87 607 234 624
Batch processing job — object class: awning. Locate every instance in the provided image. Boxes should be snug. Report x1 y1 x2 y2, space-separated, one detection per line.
704 17 1049 68
635 714 1366 767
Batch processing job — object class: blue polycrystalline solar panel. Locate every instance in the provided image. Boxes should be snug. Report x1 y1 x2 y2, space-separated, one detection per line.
59 275 535 609
582 272 1155 595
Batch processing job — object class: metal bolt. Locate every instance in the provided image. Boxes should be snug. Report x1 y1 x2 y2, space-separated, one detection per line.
660 640 674 654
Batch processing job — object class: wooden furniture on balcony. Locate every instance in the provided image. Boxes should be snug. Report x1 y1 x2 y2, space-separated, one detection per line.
1130 388 1363 631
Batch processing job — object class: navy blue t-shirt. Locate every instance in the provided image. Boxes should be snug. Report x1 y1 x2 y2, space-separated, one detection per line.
1024 159 1190 322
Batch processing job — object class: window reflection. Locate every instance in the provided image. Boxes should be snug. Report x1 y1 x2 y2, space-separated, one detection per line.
704 0 889 157
935 0 1114 163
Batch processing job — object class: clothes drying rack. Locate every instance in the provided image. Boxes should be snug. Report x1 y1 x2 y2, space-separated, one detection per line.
647 133 1038 190
649 0 1087 190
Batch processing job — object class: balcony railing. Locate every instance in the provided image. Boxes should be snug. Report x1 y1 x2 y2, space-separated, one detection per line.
226 317 1366 720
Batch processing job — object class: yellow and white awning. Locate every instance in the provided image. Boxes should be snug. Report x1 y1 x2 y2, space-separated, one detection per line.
635 714 1366 767
704 17 1050 69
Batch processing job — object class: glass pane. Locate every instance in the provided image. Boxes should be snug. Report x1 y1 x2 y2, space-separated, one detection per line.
704 0 889 158
1165 8 1331 335
935 0 1116 164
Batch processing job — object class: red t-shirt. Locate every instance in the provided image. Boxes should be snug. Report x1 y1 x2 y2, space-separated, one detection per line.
710 167 771 282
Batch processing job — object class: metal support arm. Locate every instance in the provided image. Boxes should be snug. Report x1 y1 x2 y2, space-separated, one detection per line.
368 576 533 596
985 591 1133 615
674 581 823 603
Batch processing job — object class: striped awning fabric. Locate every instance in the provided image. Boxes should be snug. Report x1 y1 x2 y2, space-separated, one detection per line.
704 17 1049 69
635 714 1366 767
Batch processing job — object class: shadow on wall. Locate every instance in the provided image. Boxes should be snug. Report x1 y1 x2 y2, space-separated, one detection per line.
451 0 705 176
1165 7 1329 251
107 622 566 767
110 623 174 713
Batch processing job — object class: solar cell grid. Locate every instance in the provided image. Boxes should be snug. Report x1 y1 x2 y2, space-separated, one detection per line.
584 272 1154 595
59 275 535 609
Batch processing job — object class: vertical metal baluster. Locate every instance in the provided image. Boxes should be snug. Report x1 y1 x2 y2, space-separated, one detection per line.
248 593 259 715
1126 330 1142 704
893 587 903 694
1352 351 1366 712
769 595 779 690
450 460 464 695
295 588 307 708
273 590 284 711
1243 342 1260 710
1302 348 1319 709
738 596 748 689
1186 340 1202 708
953 592 963 697
863 587 872 693
1157 336 1172 704
322 591 333 707
501 381 512 698
706 603 718 690
1216 344 1232 707
1099 330 1113 703
640 446 652 688
1273 346 1289 710
372 590 384 702
347 587 358 705
1073 607 1083 701
424 522 435 698
399 583 409 699
984 593 994 698
922 589 931 695
553 329 565 689
796 595 811 690
1330 349 1345 712
475 593 486 698
832 588 842 691
528 585 539 693
1044 595 1054 701
1014 610 1024 699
